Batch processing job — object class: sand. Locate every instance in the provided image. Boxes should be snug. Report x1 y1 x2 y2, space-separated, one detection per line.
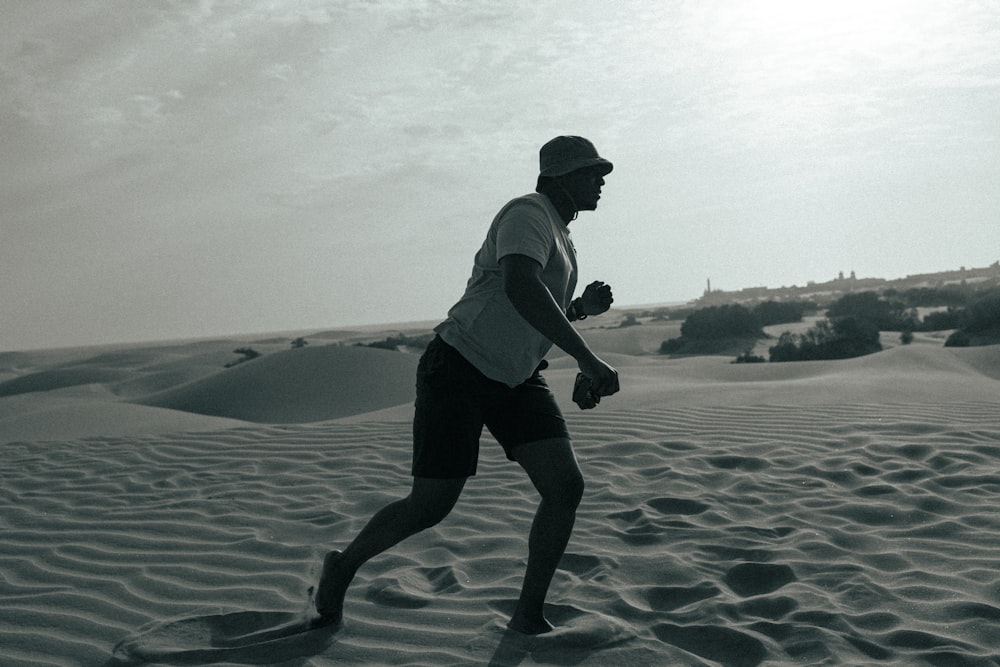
2 322 999 666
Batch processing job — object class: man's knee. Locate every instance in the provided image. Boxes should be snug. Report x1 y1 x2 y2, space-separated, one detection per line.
409 476 466 529
515 438 585 508
560 469 585 508
538 467 584 510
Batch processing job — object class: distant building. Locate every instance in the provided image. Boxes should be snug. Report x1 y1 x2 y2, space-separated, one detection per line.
691 262 999 309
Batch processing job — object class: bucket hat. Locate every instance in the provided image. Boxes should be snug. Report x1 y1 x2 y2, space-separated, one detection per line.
539 136 613 177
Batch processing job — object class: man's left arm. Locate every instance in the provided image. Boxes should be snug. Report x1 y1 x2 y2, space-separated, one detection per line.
567 281 614 322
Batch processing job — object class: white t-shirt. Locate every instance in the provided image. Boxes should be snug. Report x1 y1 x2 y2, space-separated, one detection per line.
435 192 578 387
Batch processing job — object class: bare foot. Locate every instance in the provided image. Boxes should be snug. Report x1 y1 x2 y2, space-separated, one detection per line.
506 614 554 635
314 550 349 623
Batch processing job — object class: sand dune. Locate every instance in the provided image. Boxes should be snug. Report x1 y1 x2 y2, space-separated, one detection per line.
137 344 419 423
544 344 1000 415
2 326 999 666
0 395 247 443
0 341 419 443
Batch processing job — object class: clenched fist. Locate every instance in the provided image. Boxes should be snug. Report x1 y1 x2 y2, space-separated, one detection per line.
579 281 614 316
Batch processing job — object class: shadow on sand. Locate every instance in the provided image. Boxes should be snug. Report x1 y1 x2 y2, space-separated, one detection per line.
103 608 339 666
486 602 636 667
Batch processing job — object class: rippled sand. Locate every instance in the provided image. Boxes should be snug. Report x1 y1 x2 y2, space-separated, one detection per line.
2 327 999 666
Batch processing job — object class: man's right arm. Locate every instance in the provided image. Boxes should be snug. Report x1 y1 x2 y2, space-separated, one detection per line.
499 254 620 397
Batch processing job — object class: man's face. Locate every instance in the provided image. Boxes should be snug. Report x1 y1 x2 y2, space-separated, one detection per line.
557 166 608 211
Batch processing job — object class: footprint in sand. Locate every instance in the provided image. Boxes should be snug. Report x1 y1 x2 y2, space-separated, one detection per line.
486 601 636 650
110 608 337 664
364 565 468 609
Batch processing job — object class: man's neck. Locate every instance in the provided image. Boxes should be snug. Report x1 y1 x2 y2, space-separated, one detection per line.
539 185 578 224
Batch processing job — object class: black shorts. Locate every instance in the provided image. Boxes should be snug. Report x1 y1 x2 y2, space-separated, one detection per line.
412 336 570 479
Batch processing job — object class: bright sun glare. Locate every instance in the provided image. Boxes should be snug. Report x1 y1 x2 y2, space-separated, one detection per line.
704 0 936 152
743 0 917 59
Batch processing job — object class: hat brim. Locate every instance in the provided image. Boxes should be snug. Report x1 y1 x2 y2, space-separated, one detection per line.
540 158 614 178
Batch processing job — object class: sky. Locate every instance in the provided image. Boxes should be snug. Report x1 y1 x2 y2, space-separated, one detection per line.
3 0 999 351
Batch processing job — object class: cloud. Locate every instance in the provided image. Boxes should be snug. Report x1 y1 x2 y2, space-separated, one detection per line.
3 0 1000 349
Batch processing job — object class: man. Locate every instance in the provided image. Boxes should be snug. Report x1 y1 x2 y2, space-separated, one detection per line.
314 136 620 635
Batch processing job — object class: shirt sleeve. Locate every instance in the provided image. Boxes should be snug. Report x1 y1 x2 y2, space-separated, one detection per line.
494 200 553 267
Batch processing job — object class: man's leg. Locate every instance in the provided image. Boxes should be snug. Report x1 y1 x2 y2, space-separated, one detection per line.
507 437 584 634
315 475 467 621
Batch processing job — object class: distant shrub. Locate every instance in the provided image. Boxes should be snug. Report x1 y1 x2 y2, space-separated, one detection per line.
358 333 435 351
291 337 308 348
920 309 963 331
733 349 766 364
897 286 971 308
225 347 261 367
939 290 1000 347
827 291 914 330
681 304 762 340
660 304 765 355
899 330 914 345
619 313 641 328
769 317 882 362
945 330 971 347
752 300 808 327
360 339 396 351
768 332 802 363
960 291 1000 333
662 307 700 321
659 338 685 354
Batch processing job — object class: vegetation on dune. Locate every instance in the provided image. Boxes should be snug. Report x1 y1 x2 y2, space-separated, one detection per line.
825 292 913 331
944 290 1000 347
657 286 1000 363
769 317 882 362
680 304 763 341
763 287 1000 360
921 310 963 331
225 347 261 367
886 284 979 309
357 332 435 352
823 287 1000 345
619 313 641 328
660 305 763 356
753 300 813 327
733 350 766 364
660 301 811 356
957 290 1000 331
